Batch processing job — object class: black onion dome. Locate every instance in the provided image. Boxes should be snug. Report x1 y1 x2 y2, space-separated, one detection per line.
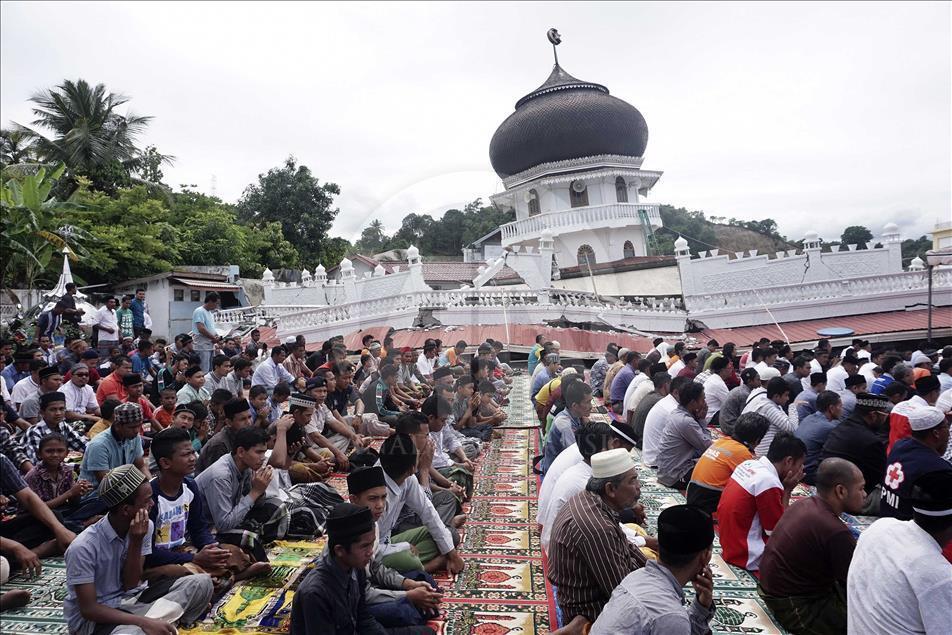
489 64 649 179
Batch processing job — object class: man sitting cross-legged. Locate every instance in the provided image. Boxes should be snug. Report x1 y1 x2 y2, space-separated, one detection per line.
592 504 716 634
758 458 867 635
377 433 465 576
347 466 443 630
146 427 270 587
717 432 806 572
195 427 289 550
0 453 76 610
547 448 648 623
64 464 213 635
421 395 474 499
290 502 436 635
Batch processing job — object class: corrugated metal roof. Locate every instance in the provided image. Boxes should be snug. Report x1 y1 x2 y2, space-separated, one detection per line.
169 277 241 291
699 307 952 347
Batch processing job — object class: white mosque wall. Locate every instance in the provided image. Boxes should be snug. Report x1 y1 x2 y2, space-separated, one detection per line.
552 264 682 297
554 226 650 267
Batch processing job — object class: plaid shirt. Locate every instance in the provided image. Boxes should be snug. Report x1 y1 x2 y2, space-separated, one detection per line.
25 419 88 462
0 425 32 470
24 462 75 502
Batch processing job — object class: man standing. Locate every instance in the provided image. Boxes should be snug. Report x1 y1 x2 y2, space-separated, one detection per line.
547 448 647 623
92 298 120 359
758 458 866 634
847 471 952 634
114 296 135 342
130 289 148 339
591 505 715 635
192 292 222 372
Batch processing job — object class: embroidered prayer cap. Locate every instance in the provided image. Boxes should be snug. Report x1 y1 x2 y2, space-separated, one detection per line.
855 392 891 413
38 366 61 380
907 406 947 432
38 391 66 409
99 464 147 509
910 470 952 518
657 504 715 555
288 392 317 409
591 448 636 479
915 375 940 394
114 402 143 426
326 502 375 541
609 422 639 447
121 372 144 387
845 374 867 388
347 466 386 495
223 398 251 418
70 362 89 374
183 365 203 378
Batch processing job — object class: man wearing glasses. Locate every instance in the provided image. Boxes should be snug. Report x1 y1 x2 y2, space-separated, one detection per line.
62 363 101 428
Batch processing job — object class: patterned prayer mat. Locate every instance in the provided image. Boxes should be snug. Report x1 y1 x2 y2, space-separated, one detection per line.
0 557 71 634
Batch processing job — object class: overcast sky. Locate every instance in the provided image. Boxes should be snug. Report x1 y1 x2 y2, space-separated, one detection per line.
2 1 949 247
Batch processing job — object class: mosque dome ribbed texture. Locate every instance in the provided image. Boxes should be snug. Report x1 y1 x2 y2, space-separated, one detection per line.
489 64 648 179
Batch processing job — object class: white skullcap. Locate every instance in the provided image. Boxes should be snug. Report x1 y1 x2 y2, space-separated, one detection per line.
561 367 577 377
910 352 932 366
591 448 636 479
617 347 630 360
551 340 561 349
908 406 946 432
758 367 781 380
284 336 298 345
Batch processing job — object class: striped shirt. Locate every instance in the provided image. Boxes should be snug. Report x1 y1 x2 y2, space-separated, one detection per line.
547 490 647 622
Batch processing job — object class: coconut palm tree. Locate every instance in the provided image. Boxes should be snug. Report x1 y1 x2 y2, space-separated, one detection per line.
13 79 169 194
0 128 38 166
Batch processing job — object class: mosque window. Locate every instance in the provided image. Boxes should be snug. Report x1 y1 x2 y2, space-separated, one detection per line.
623 240 636 259
615 177 628 203
528 189 540 216
570 181 589 208
578 244 596 267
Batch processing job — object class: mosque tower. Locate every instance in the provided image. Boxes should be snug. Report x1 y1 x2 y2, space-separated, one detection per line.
489 29 664 269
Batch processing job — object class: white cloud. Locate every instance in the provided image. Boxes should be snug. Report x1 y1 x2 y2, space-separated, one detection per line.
2 1 948 246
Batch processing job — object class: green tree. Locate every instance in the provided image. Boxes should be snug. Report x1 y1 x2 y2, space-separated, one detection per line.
134 145 166 184
840 225 874 247
354 219 390 254
237 156 341 267
0 128 37 167
13 79 170 195
1 164 86 289
901 235 932 263
63 186 179 283
656 205 719 255
392 213 436 252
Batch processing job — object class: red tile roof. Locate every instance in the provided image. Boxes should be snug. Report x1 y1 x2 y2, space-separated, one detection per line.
420 261 521 283
699 307 952 348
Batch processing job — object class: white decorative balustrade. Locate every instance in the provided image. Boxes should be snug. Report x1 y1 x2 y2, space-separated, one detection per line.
500 203 661 245
687 269 952 328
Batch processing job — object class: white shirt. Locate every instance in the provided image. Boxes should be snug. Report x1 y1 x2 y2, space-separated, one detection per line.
93 306 119 340
859 362 879 387
826 365 850 393
416 353 436 379
378 469 454 556
847 517 952 635
250 357 294 392
537 443 583 524
642 394 678 466
754 361 780 380
809 358 823 375
429 427 461 469
540 461 593 550
667 360 685 378
703 373 730 424
624 377 655 416
10 376 39 407
62 380 97 414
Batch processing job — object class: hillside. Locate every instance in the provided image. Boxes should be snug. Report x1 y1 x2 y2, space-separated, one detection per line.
655 205 796 257
708 223 797 255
